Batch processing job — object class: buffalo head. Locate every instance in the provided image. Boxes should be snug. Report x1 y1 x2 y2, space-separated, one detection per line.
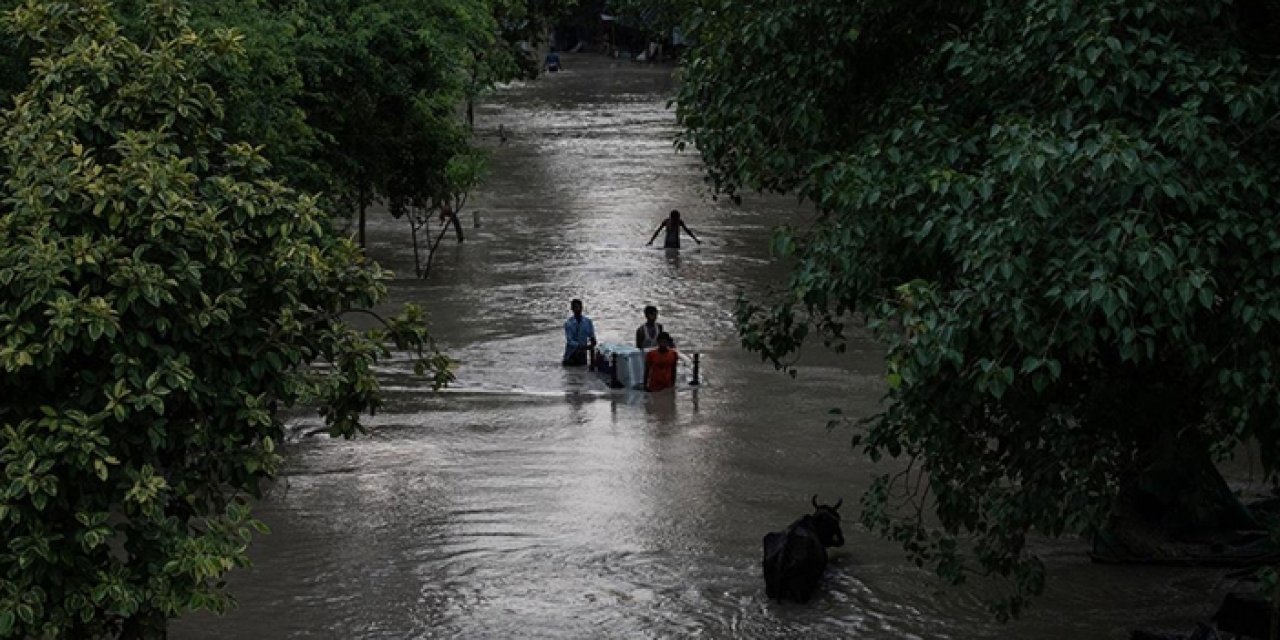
810 494 845 547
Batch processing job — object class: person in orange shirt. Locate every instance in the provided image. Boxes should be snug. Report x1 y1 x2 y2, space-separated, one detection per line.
644 332 679 392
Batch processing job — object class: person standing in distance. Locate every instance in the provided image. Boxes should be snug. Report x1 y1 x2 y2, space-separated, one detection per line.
562 299 596 366
635 305 664 349
646 210 702 249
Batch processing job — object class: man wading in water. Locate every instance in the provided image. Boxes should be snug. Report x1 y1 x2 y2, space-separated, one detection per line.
562 298 596 366
635 305 664 349
646 209 701 249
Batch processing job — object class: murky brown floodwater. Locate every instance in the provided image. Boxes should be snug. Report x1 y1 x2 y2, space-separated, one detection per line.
175 54 1235 639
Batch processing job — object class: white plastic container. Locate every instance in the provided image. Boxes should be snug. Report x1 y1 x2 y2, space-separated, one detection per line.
594 343 645 390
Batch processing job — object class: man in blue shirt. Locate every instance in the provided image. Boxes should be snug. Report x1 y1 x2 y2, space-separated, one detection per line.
563 298 596 366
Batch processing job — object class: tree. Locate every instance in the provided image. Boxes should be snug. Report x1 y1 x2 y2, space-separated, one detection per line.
675 0 1280 618
148 0 507 248
494 0 576 77
185 0 321 188
406 151 488 278
283 0 489 246
603 0 692 47
0 1 450 636
463 0 535 128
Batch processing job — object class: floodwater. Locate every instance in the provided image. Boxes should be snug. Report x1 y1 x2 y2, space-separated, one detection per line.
175 54 1234 639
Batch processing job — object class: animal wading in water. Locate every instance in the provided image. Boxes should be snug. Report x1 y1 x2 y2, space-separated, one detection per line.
761 496 844 603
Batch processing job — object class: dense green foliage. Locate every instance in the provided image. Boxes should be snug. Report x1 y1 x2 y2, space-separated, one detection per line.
0 1 452 636
603 0 689 41
183 0 529 240
496 0 576 77
677 0 1280 616
1 0 540 233
186 1 319 186
285 0 484 215
154 0 553 229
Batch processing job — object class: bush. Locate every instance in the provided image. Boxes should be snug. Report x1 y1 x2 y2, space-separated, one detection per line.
0 1 449 636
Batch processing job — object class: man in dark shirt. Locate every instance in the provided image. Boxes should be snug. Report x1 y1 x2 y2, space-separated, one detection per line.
635 305 663 349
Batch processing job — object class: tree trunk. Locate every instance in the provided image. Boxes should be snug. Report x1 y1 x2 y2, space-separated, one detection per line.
358 202 367 248
1093 426 1269 565
450 212 465 242
409 215 423 277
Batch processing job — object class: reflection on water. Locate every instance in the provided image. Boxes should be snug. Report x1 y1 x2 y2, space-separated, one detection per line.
173 54 1228 639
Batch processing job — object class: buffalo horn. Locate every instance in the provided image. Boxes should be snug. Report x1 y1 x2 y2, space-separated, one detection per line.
834 497 843 510
811 494 819 509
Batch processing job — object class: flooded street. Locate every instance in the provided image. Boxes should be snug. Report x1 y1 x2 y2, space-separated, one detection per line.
175 54 1231 639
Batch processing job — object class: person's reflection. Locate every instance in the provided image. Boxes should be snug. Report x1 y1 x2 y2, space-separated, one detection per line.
609 389 647 423
564 389 590 426
664 247 680 268
644 388 678 423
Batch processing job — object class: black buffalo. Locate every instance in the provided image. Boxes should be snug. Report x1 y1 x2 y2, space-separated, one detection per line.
761 495 845 603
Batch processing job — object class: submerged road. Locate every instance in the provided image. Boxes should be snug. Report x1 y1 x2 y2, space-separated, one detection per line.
175 53 1230 639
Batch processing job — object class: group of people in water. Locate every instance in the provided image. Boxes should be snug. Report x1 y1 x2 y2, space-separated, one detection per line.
562 300 680 392
559 209 702 392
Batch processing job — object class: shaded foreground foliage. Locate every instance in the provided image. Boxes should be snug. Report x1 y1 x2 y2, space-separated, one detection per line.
676 0 1280 617
0 1 457 636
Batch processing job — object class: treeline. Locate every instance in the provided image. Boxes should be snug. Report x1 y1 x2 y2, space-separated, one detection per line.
2 0 564 241
0 0 566 637
672 0 1280 619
